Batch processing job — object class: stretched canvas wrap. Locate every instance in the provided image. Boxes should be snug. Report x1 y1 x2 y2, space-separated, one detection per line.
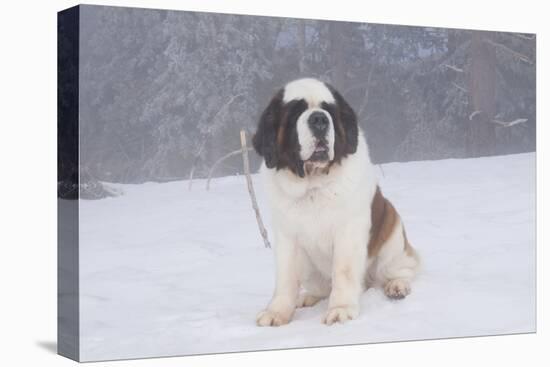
58 4 536 362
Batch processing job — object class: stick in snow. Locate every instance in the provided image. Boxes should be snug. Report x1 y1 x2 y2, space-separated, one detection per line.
378 164 386 178
240 130 271 249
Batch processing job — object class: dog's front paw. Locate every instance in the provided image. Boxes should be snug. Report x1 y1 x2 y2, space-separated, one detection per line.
384 279 411 299
256 309 291 327
323 305 359 325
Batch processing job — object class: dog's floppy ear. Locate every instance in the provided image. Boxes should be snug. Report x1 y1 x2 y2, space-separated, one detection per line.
327 84 359 154
253 90 283 168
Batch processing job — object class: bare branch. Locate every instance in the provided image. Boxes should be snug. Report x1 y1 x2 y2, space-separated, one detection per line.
188 93 245 190
210 93 245 127
206 147 253 190
430 39 471 74
507 33 535 41
469 110 482 121
240 130 271 249
485 39 534 65
452 82 468 94
443 64 464 73
378 164 385 178
187 145 204 191
491 118 528 127
187 166 196 190
357 62 377 117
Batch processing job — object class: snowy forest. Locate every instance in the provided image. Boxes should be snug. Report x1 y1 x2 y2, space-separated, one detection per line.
68 5 535 196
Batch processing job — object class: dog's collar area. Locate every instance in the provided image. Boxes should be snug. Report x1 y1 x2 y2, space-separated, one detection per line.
303 161 331 176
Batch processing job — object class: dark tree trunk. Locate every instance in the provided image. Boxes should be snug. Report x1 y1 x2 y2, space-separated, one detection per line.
467 30 497 157
329 22 347 89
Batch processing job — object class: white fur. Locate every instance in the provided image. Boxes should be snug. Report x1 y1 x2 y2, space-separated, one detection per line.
256 129 420 326
296 108 335 161
282 78 335 105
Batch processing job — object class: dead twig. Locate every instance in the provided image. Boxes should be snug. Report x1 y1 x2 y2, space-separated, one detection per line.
378 164 386 178
452 82 468 94
206 147 253 190
485 38 534 65
240 130 271 248
188 93 246 190
491 118 528 127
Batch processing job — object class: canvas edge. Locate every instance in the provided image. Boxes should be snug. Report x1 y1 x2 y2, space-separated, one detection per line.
57 4 81 362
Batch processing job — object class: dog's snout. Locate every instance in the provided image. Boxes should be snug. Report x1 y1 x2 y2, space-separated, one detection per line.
308 112 329 135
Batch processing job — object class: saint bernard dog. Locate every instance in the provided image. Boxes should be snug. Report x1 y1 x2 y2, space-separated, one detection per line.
252 78 420 326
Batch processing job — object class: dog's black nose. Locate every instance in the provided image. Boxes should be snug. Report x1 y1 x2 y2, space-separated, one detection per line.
308 112 329 135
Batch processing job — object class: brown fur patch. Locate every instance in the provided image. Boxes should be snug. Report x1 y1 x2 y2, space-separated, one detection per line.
334 114 347 148
320 101 348 164
276 107 290 147
368 186 399 258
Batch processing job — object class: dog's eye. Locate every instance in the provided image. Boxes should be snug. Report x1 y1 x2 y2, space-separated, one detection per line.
321 102 334 113
290 108 303 120
321 102 336 120
288 99 308 121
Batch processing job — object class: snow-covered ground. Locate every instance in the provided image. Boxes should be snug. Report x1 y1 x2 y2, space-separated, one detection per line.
78 153 536 361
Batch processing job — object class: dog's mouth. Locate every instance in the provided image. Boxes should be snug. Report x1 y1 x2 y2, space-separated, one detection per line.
308 141 329 162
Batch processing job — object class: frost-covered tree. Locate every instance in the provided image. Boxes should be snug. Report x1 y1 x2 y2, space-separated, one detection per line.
76 5 535 191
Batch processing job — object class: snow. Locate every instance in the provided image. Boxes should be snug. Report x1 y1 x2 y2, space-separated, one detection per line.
78 153 536 361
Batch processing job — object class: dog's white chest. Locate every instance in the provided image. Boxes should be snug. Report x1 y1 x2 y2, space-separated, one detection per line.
281 187 343 276
262 135 376 279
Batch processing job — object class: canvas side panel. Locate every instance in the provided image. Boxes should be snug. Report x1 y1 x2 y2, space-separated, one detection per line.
57 5 80 362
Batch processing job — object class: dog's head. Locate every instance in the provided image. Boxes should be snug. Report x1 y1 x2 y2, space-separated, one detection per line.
253 78 358 178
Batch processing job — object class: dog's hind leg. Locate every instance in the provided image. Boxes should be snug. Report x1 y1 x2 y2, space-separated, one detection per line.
373 220 420 300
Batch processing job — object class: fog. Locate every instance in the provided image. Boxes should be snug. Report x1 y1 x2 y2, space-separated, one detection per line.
63 5 535 195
